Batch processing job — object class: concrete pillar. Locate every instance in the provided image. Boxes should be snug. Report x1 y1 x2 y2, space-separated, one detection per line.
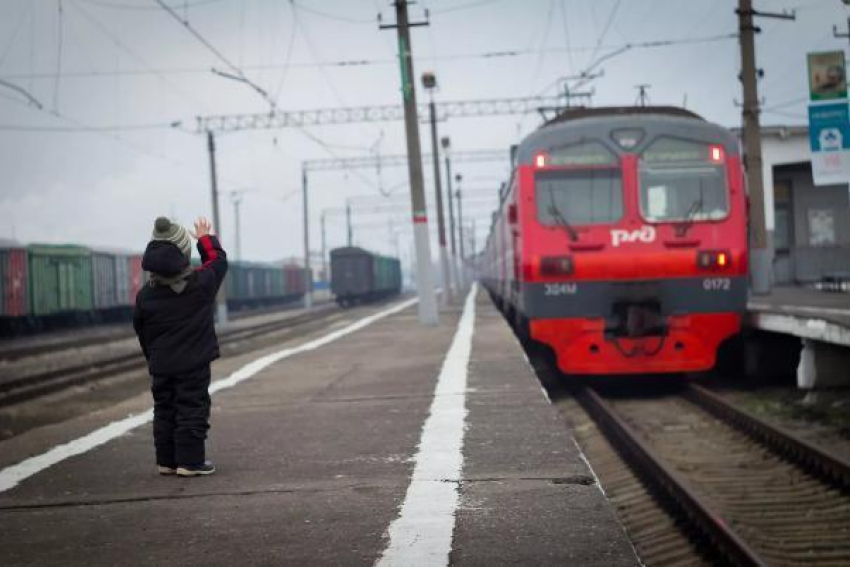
797 339 850 389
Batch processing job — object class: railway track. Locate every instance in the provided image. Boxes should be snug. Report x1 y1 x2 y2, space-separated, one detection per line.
0 303 341 407
0 301 323 362
570 381 850 566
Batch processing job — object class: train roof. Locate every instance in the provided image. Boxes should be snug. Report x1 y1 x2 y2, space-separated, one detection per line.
330 246 400 262
515 105 738 167
542 105 704 126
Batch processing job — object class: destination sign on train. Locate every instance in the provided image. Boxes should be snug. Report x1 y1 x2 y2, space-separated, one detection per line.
641 138 714 164
547 143 617 166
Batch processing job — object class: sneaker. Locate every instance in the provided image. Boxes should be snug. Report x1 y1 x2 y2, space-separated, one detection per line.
176 461 216 477
157 465 176 476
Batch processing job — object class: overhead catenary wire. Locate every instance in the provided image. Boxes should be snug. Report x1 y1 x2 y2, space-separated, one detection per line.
0 3 32 68
67 0 210 111
77 0 225 11
153 0 277 111
272 2 298 104
53 0 64 112
4 36 742 81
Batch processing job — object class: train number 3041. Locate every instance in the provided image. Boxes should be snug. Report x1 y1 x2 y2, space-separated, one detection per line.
703 277 731 291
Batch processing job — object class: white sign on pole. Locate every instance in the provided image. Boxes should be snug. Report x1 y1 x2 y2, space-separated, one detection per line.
808 101 850 186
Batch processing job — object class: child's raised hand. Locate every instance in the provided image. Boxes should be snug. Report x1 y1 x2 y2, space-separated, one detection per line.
191 217 212 238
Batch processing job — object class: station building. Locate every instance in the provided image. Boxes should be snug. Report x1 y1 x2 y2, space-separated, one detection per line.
746 125 850 285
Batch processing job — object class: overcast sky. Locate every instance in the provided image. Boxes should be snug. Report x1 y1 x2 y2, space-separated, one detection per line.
0 0 846 265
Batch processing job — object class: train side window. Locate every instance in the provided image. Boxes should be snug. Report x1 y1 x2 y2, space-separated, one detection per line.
638 137 729 223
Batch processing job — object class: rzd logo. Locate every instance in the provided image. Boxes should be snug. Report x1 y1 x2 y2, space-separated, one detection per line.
611 226 656 247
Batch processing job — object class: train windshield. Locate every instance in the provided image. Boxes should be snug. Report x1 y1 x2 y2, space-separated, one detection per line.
639 137 729 222
535 169 623 226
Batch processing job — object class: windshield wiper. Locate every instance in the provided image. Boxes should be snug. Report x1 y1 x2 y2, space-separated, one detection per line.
674 197 703 237
547 189 579 242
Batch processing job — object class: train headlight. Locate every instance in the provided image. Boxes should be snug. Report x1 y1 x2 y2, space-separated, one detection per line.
697 250 731 270
709 145 724 163
540 256 574 277
534 152 547 168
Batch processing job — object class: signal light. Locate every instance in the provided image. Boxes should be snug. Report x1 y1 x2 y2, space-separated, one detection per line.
534 152 547 168
697 250 731 270
540 256 574 277
709 145 724 163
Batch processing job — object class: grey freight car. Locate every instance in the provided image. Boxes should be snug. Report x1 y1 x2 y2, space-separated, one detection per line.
329 247 401 306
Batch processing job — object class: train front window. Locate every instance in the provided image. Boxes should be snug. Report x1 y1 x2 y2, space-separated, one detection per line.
639 137 729 222
535 169 623 226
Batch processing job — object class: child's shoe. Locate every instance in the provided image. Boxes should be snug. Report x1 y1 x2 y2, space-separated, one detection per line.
176 461 216 477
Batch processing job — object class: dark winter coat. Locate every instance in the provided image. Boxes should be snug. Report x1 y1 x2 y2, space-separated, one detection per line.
133 235 228 375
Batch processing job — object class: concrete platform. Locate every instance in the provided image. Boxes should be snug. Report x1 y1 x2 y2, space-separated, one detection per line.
0 288 637 566
747 286 850 388
748 285 850 343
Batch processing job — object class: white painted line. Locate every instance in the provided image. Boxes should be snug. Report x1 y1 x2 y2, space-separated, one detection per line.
0 297 419 494
377 284 477 567
749 302 850 318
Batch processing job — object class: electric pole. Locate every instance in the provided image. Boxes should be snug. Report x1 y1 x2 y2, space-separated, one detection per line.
456 178 466 288
380 1 439 325
635 84 651 107
230 192 243 261
320 210 327 283
302 165 312 309
346 200 353 247
442 136 460 293
737 0 795 295
206 130 228 325
835 17 850 44
422 71 453 305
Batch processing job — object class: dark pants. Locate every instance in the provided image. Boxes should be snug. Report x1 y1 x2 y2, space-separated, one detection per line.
151 365 211 467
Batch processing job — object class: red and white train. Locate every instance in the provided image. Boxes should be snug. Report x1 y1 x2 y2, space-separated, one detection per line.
480 106 748 375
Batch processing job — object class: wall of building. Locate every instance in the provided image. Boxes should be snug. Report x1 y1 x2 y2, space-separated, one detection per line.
777 163 850 282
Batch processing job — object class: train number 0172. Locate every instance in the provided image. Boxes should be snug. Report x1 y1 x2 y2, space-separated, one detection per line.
702 278 731 291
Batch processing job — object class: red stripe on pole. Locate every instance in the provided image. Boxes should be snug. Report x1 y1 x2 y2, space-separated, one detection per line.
413 214 428 224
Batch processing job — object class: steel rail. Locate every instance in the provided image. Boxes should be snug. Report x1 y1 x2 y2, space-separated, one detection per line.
0 304 340 407
0 300 323 362
574 386 767 567
684 383 850 489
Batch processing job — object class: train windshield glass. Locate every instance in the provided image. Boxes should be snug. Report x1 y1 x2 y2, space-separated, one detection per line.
639 137 729 222
535 169 623 226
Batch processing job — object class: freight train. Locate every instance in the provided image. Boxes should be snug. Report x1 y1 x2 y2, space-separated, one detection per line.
479 106 748 375
329 247 402 306
0 240 306 337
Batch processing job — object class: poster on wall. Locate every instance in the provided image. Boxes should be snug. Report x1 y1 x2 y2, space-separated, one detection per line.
808 209 836 246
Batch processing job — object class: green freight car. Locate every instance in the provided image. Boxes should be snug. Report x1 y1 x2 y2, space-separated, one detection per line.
330 247 402 306
28 244 94 321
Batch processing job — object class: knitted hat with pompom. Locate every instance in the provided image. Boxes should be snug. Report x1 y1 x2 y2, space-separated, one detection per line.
151 217 192 258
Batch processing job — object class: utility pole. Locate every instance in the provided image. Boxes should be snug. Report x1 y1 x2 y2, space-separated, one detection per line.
346 200 353 247
302 165 312 309
456 178 466 287
422 71 453 305
206 130 228 325
834 17 850 44
442 136 460 292
635 84 651 107
379 1 438 325
230 192 243 261
737 0 795 295
320 210 327 283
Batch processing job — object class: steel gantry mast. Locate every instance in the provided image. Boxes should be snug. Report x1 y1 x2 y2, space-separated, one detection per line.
195 95 563 134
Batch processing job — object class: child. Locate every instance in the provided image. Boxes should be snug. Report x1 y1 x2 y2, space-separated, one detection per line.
133 216 228 477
